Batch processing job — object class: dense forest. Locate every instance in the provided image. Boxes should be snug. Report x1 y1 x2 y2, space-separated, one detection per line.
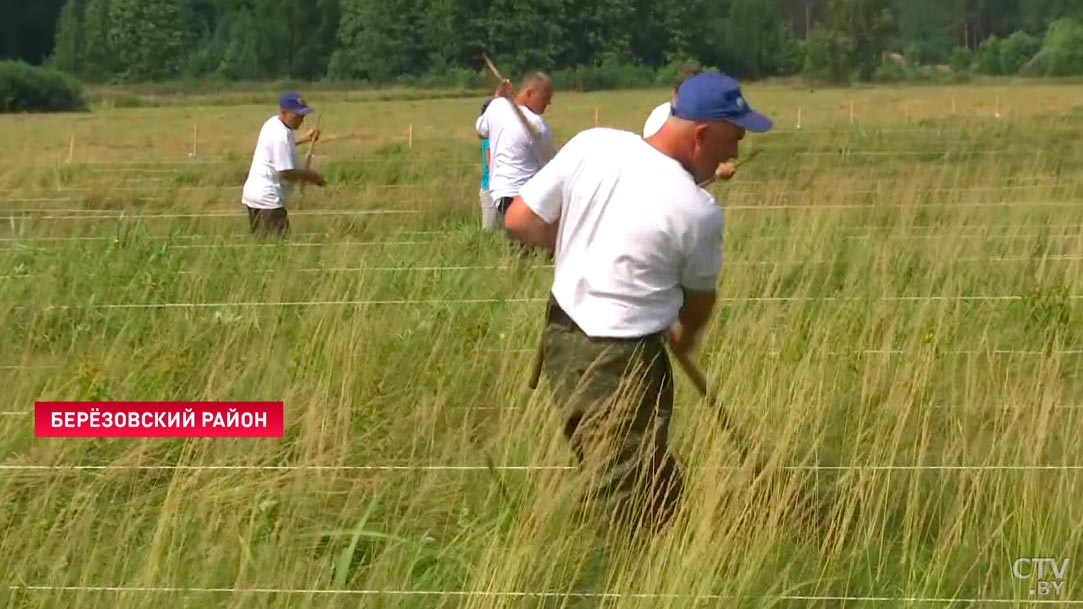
2 0 1083 86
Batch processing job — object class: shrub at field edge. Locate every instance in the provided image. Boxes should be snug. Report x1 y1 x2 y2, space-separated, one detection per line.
0 61 87 113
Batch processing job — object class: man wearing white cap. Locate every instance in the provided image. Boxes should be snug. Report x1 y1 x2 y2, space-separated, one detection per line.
241 91 325 237
504 72 773 534
642 64 700 139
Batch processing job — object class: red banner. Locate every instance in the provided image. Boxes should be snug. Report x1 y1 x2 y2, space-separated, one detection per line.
34 402 284 438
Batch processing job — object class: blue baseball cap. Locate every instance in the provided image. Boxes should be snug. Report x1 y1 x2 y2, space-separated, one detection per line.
278 91 314 116
672 72 772 133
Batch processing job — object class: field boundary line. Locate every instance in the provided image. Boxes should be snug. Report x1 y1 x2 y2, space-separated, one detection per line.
495 348 1083 357
35 297 547 310
727 200 1081 210
0 464 1081 472
5 238 1083 254
0 241 428 253
285 256 1083 269
5 181 1081 197
9 209 419 221
3 201 1080 221
5 255 1083 281
5 226 1083 246
23 294 1083 311
6 584 1083 604
5 402 1083 417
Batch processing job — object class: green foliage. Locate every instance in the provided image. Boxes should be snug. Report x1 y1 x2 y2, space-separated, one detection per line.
48 0 83 75
331 0 430 81
108 0 186 81
653 58 704 89
549 60 657 91
217 9 264 80
950 46 973 76
827 0 896 81
26 0 1083 87
1022 0 1083 32
999 30 1041 74
1025 18 1083 76
873 57 937 82
723 0 804 78
872 59 906 82
81 0 115 81
803 28 854 85
975 36 1003 75
896 0 956 63
0 60 86 112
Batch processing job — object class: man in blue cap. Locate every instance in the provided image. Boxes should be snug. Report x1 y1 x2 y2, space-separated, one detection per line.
503 72 772 535
241 91 325 236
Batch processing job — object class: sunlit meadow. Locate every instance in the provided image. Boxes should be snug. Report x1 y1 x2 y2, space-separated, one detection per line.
0 81 1081 609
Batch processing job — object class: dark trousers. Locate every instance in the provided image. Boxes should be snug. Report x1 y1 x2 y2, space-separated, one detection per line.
496 196 514 217
540 295 684 534
246 206 289 237
495 196 545 259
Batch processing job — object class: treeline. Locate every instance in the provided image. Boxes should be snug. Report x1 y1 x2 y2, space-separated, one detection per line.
14 0 1083 87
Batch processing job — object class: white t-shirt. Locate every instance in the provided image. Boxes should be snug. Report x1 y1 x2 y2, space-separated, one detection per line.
643 101 672 138
519 127 724 338
475 97 555 200
242 116 298 209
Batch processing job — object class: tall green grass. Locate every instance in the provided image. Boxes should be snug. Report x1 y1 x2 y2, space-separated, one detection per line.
0 83 1081 609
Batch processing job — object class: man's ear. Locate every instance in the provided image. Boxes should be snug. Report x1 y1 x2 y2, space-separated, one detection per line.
693 123 710 152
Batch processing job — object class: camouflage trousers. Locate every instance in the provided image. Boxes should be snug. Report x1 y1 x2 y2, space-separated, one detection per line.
245 205 289 237
541 299 685 533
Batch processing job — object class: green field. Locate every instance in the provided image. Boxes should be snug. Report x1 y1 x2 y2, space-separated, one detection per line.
1 82 1082 608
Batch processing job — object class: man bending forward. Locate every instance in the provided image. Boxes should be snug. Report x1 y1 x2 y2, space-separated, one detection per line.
504 72 773 533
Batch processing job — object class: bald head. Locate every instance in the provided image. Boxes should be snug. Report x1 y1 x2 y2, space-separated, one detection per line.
516 71 553 115
520 71 550 91
647 115 745 185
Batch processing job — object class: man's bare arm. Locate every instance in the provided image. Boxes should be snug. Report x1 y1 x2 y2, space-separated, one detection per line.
505 196 558 251
295 128 320 146
277 168 324 186
668 290 716 355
